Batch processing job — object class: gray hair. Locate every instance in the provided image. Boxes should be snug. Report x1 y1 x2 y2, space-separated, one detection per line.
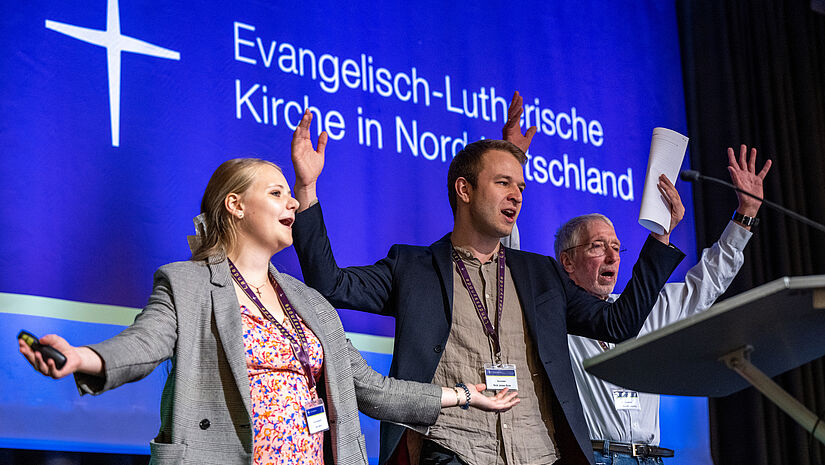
554 213 615 259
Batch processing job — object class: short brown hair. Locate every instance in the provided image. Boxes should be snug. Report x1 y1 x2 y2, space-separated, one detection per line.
190 158 282 262
447 139 526 214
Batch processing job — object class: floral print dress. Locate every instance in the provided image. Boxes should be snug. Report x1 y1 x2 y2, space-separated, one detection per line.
241 305 325 464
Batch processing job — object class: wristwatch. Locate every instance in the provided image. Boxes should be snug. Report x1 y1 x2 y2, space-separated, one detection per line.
733 211 759 227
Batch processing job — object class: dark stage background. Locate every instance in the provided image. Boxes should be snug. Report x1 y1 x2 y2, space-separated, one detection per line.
678 0 825 463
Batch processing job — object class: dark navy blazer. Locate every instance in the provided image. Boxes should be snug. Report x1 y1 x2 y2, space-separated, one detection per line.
294 203 684 465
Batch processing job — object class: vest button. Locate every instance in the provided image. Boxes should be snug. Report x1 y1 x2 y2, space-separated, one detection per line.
199 419 210 430
434 345 443 353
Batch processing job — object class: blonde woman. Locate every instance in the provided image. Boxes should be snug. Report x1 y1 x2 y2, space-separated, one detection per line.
19 129 517 465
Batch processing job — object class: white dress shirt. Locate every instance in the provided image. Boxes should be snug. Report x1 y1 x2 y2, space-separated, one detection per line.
568 221 752 446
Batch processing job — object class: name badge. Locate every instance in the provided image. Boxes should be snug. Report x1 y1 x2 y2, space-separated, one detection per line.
304 398 330 434
484 363 518 390
612 389 641 410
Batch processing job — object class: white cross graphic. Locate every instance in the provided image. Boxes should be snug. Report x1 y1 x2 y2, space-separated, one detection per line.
46 0 180 147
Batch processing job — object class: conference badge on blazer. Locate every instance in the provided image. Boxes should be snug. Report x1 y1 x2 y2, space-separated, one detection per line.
305 398 330 434
484 363 518 390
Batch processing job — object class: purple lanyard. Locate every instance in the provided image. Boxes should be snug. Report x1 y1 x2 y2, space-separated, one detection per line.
451 247 506 362
228 259 317 393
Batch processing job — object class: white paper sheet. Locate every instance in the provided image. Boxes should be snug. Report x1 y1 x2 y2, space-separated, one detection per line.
638 128 689 234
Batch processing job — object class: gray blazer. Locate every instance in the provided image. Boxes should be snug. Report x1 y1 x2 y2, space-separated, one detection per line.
75 258 442 465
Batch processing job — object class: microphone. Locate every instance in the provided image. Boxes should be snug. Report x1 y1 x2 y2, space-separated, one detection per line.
679 170 702 183
679 170 825 234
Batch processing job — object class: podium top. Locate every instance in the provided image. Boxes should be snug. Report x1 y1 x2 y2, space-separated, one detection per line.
584 275 825 397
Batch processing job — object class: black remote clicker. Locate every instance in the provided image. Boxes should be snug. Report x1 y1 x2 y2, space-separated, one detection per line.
18 330 67 370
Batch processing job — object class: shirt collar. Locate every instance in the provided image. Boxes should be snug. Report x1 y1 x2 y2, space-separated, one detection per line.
452 242 501 264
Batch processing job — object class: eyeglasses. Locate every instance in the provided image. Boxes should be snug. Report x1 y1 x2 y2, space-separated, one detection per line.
563 240 627 257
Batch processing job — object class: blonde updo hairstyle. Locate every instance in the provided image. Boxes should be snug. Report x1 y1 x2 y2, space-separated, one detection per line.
190 158 282 262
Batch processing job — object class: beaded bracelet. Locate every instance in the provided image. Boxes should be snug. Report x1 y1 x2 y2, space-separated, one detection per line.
455 382 471 410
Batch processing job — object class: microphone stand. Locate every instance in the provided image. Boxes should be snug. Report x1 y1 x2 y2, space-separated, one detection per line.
680 170 825 234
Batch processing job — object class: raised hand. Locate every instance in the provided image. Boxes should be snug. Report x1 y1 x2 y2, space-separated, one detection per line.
727 144 772 217
502 91 537 153
291 109 328 211
651 174 685 245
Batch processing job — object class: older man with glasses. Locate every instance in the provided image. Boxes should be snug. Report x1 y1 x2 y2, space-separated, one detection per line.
553 145 771 464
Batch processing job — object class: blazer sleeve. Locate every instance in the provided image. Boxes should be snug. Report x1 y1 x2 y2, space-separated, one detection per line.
293 202 397 316
75 267 178 395
276 270 442 426
347 339 442 425
563 235 685 343
640 221 751 335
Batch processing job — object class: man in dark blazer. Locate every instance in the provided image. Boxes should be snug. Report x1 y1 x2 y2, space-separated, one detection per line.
290 112 685 464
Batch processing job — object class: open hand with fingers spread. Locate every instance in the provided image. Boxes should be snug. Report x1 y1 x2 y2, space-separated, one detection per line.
727 144 772 220
502 91 537 153
292 108 328 211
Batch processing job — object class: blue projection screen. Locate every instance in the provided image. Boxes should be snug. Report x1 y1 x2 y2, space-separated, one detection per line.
1 1 708 463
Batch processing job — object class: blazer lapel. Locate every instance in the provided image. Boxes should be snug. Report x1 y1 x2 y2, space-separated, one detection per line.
505 249 538 335
209 259 252 417
269 263 326 349
268 265 335 414
431 234 455 323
